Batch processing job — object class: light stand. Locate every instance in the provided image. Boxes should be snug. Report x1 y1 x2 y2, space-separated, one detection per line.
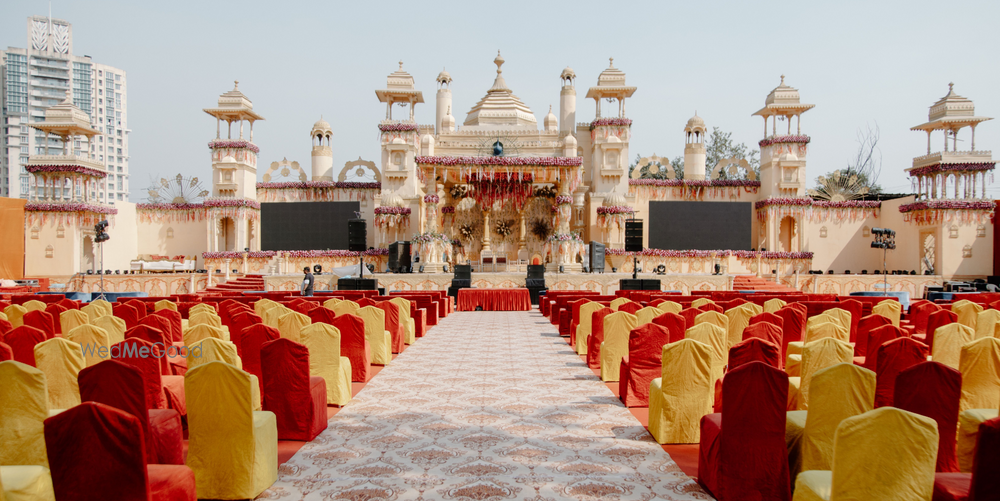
94 220 110 301
870 227 896 293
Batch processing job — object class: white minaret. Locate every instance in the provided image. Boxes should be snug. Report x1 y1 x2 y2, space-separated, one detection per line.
559 67 576 136
684 113 707 180
310 117 333 181
435 69 452 135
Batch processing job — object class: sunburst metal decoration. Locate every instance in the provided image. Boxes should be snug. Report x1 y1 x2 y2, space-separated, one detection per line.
145 174 209 204
475 133 521 157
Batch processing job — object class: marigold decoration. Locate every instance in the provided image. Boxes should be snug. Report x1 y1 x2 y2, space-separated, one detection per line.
467 172 534 210
208 140 259 153
908 162 995 177
899 200 995 225
373 206 411 228
25 164 107 178
758 135 811 148
423 194 440 204
24 202 118 227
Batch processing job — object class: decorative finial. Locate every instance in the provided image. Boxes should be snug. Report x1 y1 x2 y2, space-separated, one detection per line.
398 60 403 70
64 89 73 102
446 106 451 114
609 57 614 67
234 80 239 90
780 75 785 85
549 105 553 112
949 82 954 92
494 51 504 74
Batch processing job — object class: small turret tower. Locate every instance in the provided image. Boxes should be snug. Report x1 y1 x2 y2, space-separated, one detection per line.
559 67 576 136
435 68 452 135
310 117 333 181
683 113 707 180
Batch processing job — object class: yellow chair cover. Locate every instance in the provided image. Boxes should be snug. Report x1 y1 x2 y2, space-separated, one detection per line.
183 324 226 347
957 408 1000 472
805 321 849 344
786 410 809 474
89 299 112 317
974 309 1000 340
725 305 755 349
742 302 764 316
610 297 631 311
793 407 938 501
185 361 277 500
794 338 854 410
189 303 215 316
253 299 278 317
21 301 46 314
58 310 88 334
764 298 787 314
4 305 27 329
357 306 391 365
694 310 729 335
277 311 311 344
649 339 713 444
301 323 353 406
33 338 84 410
65 324 109 367
0 361 50 467
685 323 727 385
0 312 5 322
390 298 415 344
332 301 360 317
79 303 106 322
0 464 55 501
873 300 902 327
691 298 715 309
657 301 682 314
153 299 177 313
189 311 222 330
92 315 125 346
574 302 602 355
635 306 661 326
825 307 852 331
262 305 291 329
189 337 242 370
952 300 983 330
796 363 876 478
322 298 341 309
959 337 1000 413
600 311 638 382
932 323 974 369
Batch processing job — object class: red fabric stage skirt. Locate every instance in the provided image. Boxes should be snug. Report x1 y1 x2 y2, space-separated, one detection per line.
457 288 531 312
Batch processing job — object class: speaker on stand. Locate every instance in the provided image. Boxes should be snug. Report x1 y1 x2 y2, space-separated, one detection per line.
589 242 606 273
348 218 367 279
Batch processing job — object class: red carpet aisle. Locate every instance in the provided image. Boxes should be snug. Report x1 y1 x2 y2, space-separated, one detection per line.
259 311 710 500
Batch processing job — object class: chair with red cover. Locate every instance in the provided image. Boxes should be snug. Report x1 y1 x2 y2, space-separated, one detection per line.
260 338 327 441
150 309 182 344
619 301 642 315
0 341 12 361
241 324 280 396
587 307 615 369
231 311 263 353
56 298 80 311
862 324 907 371
619 322 670 407
926 309 959 352
112 302 141 329
910 300 941 336
700 303 724 314
749 311 783 331
652 311 687 344
698 361 790 501
125 324 172 376
5 325 46 366
728 338 780 370
932 417 1000 501
333 313 370 382
679 307 703 328
375 301 404 354
307 306 337 326
855 314 893 359
742 322 782 350
22 310 55 340
78 360 183 465
45 304 68 334
43 401 196 501
894 361 962 473
0 317 12 336
777 303 807 362
113 338 168 410
875 337 930 408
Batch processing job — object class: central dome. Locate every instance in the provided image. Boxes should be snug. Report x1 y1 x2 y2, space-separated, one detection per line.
463 51 537 130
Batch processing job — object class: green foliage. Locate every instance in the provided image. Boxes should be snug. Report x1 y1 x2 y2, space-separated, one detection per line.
705 127 760 180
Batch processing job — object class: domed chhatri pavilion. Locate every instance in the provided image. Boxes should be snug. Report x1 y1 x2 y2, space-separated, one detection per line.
8 54 996 297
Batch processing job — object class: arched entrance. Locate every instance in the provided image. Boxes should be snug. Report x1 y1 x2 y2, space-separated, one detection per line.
218 217 236 252
82 236 95 272
778 216 796 252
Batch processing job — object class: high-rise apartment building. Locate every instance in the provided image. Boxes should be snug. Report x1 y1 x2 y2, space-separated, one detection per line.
1 15 129 202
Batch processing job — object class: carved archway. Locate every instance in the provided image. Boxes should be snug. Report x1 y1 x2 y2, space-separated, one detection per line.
339 157 381 183
630 154 676 180
711 157 756 181
262 158 307 182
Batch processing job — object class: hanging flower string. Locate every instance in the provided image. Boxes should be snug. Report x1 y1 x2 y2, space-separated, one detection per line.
758 135 811 148
440 206 455 214
136 199 260 224
374 206 411 228
629 178 760 201
908 162 995 177
256 181 381 202
208 140 259 154
597 205 636 231
466 172 534 210
25 164 108 178
24 202 117 227
899 200 995 225
423 194 440 204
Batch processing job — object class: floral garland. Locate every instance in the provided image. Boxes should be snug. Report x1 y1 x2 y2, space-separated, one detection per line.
590 118 633 129
547 232 584 244
754 197 812 210
812 200 881 209
203 249 389 260
256 181 381 190
629 178 761 201
758 135 811 148
423 194 440 204
440 206 455 214
603 248 814 260
597 206 635 232
467 172 535 210
256 181 381 203
135 199 260 224
597 205 635 215
631 179 761 188
378 123 419 132
374 206 411 215
208 140 259 153
24 202 117 227
554 195 573 205
412 232 451 244
899 200 995 212
416 156 582 167
374 206 411 229
25 164 107 178
204 198 260 209
908 162 996 177
754 197 881 223
24 202 117 214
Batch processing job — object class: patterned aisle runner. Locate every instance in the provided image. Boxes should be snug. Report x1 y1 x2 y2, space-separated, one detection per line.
259 311 711 500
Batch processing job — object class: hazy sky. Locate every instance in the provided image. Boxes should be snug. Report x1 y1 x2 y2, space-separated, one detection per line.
4 0 999 201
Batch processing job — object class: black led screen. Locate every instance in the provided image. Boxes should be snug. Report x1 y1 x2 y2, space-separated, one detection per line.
647 201 752 250
260 201 361 251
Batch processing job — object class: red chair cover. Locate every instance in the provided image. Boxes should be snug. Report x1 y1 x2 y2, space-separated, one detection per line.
679 307 703 328
230 311 263 353
910 300 941 335
933 417 1000 501
79 360 183 465
22 310 55 339
127 299 152 315
44 303 68 334
261 338 328 441
114 337 168 410
777 304 806 362
875 337 929 408
742 322 782 347
729 338 780 370
56 298 80 310
652 311 687 344
926 310 958 353
0 318 11 336
863 324 907 371
749 312 783 329
699 362 790 501
44 402 196 501
375 301 404 354
240 323 279 394
855 314 893 358
700 303 724 314
125 324 172 376
113 303 141 329
150 309 182 344
619 301 642 315
587 307 614 369
568 299 592 349
333 313 370 382
838 299 864 343
0 341 12 361
894 361 961 473
619 323 670 407
307 307 337 326
5 325 46 366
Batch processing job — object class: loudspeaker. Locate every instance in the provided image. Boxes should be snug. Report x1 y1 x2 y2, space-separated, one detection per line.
625 220 643 252
526 278 546 288
454 264 472 280
337 278 378 290
451 279 472 288
589 242 606 273
526 264 545 280
388 241 412 273
348 219 367 252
